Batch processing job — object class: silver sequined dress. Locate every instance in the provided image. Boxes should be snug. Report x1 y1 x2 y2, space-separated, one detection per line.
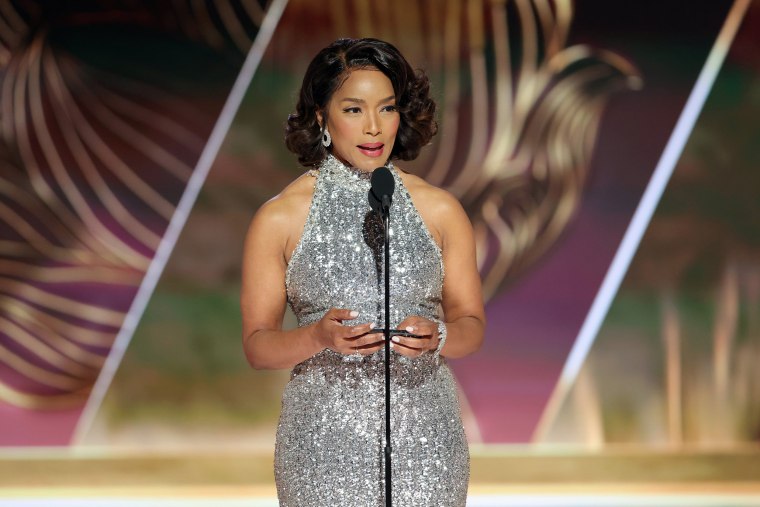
276 154 469 506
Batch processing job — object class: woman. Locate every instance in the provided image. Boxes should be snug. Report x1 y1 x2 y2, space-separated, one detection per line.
240 38 485 506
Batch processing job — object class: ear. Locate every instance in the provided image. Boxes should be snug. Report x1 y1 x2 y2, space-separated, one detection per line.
316 110 324 129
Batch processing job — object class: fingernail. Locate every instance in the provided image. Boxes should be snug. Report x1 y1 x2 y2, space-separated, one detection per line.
406 326 414 333
349 310 358 317
392 337 400 343
368 322 376 329
390 343 395 350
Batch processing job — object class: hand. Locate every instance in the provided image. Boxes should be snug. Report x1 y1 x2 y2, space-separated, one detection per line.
390 316 439 358
313 308 384 356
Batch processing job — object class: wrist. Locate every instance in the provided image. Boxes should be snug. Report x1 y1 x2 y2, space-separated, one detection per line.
433 319 447 357
307 322 325 353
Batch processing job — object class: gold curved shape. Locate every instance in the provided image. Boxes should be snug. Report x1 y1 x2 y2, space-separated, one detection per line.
0 381 88 410
241 0 268 26
447 0 489 195
0 174 101 262
44 53 164 251
11 311 107 369
0 1 268 409
0 295 116 348
11 37 139 267
0 2 25 35
217 0 255 52
90 78 208 149
192 0 227 49
48 59 180 224
0 260 139 285
425 0 463 186
0 315 96 380
0 279 126 325
25 37 152 269
458 2 640 299
0 341 90 391
0 175 95 261
55 56 195 182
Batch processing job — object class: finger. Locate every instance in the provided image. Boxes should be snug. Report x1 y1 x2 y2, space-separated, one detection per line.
356 342 384 355
395 315 436 336
351 333 385 348
341 338 383 356
329 308 360 322
390 341 426 357
396 318 414 330
341 322 376 339
391 335 432 351
398 324 434 338
397 316 430 329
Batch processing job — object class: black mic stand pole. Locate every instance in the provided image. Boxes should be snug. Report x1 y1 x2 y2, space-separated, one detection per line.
382 196 392 507
369 166 395 507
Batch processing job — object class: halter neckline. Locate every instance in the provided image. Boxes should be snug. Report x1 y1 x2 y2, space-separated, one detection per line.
318 154 394 192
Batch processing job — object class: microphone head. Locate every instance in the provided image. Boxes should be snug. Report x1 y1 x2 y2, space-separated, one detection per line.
368 166 395 212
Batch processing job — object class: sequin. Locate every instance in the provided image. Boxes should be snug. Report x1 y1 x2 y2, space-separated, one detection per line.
276 154 469 506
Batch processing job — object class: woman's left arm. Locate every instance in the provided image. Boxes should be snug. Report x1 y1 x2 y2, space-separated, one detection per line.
394 188 486 359
435 190 485 358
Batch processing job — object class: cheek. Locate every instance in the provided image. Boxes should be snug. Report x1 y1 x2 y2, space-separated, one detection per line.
331 117 356 143
387 116 400 138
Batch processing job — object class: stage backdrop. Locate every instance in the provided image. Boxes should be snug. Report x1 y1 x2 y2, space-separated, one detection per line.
0 0 757 458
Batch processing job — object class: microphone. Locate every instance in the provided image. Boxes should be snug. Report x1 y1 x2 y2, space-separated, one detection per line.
367 165 396 506
368 166 395 214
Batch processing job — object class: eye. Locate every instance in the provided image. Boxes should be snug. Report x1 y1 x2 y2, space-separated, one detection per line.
382 105 398 113
343 107 361 114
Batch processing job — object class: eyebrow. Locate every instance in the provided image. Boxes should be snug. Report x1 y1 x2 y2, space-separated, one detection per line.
340 95 396 104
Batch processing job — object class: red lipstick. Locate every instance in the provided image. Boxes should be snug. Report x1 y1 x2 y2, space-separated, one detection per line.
357 143 384 158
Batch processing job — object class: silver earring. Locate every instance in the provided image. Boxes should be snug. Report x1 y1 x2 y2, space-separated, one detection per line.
321 128 331 148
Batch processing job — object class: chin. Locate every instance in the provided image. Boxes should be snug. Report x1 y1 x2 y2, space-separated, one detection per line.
357 161 383 172
334 147 393 172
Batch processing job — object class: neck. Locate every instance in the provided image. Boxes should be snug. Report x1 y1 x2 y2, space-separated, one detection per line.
328 152 391 174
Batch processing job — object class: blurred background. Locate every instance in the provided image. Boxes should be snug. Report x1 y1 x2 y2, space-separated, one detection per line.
1 0 759 504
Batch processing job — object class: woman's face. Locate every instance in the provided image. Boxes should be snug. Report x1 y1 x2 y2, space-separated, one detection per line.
320 68 400 173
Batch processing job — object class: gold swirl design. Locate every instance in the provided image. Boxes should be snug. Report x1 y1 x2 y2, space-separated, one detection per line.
328 0 641 300
446 1 640 300
1 0 635 411
0 1 268 409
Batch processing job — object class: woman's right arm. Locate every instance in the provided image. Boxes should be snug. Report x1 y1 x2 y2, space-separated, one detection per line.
240 193 380 370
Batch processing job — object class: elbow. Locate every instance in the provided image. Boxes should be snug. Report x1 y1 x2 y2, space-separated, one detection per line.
468 332 485 356
244 349 274 370
242 331 274 370
244 351 266 370
471 316 486 354
473 334 485 354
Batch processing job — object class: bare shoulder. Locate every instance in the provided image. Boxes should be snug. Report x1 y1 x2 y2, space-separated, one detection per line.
246 171 317 246
398 170 460 210
395 168 470 244
254 171 315 220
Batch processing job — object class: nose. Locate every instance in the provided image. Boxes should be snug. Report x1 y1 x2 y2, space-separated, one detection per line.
364 111 381 136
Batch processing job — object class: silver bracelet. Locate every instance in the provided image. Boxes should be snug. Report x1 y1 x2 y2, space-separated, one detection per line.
434 319 447 357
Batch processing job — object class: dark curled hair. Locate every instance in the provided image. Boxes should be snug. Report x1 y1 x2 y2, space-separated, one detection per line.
285 38 437 167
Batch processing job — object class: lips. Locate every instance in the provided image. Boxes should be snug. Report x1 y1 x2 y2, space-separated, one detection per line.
357 143 384 157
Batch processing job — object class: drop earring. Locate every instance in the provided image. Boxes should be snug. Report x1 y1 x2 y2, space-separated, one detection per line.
321 128 332 148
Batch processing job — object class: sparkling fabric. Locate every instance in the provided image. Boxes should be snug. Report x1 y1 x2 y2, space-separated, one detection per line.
276 154 469 506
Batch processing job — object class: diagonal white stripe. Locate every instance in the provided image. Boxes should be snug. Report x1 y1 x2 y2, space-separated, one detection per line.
532 0 753 442
71 0 290 445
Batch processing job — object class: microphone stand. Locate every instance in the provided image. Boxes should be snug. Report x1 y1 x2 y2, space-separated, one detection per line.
381 196 392 507
369 167 395 507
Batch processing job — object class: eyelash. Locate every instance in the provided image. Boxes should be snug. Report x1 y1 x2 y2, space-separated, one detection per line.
342 105 398 114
